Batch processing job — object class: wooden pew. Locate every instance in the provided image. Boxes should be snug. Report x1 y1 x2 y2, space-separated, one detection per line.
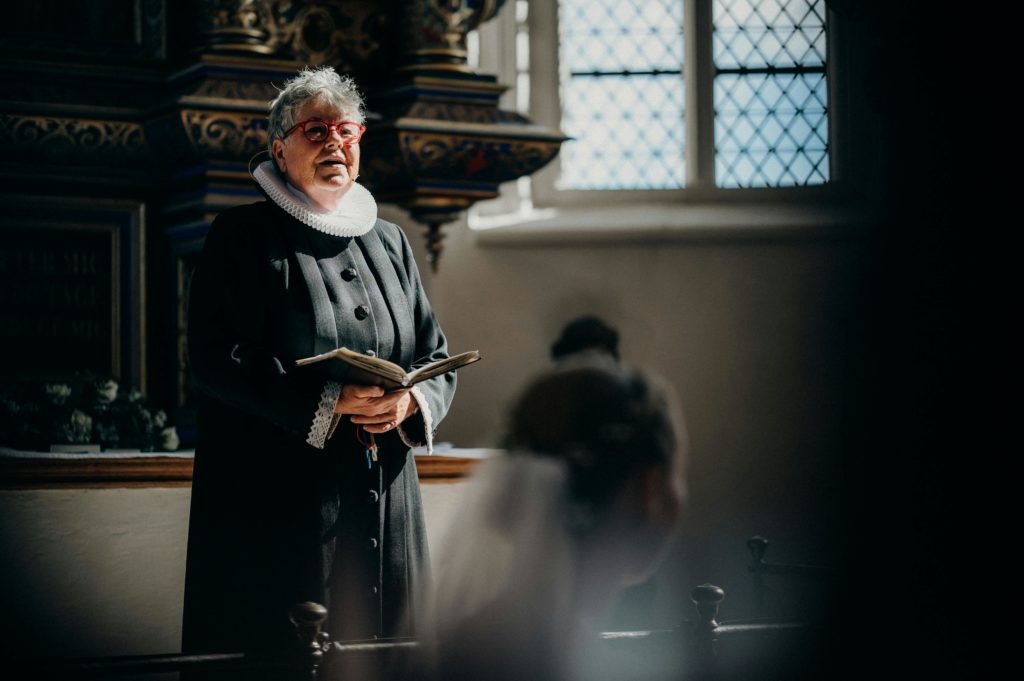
14 582 823 681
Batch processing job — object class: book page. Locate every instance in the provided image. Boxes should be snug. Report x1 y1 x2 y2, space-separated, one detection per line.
405 350 481 384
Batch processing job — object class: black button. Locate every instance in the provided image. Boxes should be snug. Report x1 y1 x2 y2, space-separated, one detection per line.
341 267 357 281
366 349 376 357
368 490 379 503
354 305 369 320
368 538 379 550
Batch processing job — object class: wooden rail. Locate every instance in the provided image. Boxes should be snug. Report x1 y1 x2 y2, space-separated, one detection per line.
0 454 482 489
11 587 818 680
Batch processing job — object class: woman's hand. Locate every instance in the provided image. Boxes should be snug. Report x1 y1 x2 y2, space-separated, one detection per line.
336 385 419 434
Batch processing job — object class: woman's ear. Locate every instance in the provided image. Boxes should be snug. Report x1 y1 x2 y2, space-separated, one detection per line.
616 466 682 586
641 464 682 531
272 139 287 173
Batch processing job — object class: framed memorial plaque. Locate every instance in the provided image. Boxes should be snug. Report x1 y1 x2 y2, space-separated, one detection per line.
0 196 145 390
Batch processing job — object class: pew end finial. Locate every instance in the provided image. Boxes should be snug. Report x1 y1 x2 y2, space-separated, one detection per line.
289 602 330 680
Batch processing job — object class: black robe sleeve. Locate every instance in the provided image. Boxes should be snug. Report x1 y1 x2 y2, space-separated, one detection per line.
376 220 457 450
188 205 326 442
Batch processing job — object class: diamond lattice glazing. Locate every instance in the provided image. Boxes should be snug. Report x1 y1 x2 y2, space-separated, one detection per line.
713 0 828 187
559 0 685 189
713 0 826 69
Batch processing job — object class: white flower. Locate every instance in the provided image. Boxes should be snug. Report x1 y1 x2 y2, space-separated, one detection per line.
153 410 167 428
96 423 119 443
127 389 143 403
160 426 180 451
71 410 92 430
64 409 93 443
45 384 72 403
96 380 119 403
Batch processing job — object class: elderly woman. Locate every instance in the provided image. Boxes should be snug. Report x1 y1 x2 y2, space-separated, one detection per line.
182 67 456 657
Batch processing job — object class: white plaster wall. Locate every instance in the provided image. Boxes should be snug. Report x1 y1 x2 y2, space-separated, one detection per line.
0 487 191 658
0 481 468 659
419 482 465 567
393 204 867 626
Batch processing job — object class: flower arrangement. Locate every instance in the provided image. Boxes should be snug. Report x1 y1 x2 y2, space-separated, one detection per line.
0 374 179 452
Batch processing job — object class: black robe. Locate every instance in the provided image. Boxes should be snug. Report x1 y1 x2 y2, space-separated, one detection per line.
182 200 455 657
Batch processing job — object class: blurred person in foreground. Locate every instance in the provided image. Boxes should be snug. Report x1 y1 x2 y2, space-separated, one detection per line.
551 314 663 632
429 357 687 681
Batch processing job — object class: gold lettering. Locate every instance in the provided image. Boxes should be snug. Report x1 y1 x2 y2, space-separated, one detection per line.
67 319 107 341
0 318 63 341
62 251 101 276
0 248 72 274
35 284 104 308
3 284 44 306
62 252 79 274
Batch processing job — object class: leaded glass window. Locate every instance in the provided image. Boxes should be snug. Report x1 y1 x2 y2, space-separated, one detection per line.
713 0 829 187
553 0 830 192
558 0 685 190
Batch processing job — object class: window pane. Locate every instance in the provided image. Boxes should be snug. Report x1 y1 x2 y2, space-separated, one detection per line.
713 0 826 69
713 0 828 187
559 0 684 189
561 0 683 72
715 72 828 187
561 74 685 190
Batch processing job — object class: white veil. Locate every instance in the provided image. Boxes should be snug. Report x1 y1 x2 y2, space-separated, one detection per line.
428 452 579 680
422 359 688 680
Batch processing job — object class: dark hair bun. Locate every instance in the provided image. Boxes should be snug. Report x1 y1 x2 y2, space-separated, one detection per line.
504 358 679 526
551 315 620 360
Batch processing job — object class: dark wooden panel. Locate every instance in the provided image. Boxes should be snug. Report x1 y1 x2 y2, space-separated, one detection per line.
1 0 166 61
0 196 145 389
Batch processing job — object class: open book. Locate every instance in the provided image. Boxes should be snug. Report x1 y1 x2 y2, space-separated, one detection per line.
295 347 481 391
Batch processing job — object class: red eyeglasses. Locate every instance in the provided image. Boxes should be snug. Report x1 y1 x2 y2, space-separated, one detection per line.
282 119 366 145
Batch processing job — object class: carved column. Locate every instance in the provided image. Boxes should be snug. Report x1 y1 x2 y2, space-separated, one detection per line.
361 76 565 269
395 0 499 73
362 0 566 269
148 54 298 416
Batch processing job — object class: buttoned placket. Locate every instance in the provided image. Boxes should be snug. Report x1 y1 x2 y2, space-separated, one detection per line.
368 461 384 637
339 257 381 360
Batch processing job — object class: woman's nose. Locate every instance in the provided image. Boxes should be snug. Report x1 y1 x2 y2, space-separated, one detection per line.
321 124 345 146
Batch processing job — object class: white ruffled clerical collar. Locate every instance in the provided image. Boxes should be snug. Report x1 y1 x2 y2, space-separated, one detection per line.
252 160 377 237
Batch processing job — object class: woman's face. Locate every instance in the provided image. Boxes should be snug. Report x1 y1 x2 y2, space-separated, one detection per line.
272 98 361 212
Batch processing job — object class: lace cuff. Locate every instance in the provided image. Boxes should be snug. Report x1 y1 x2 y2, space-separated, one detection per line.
397 385 434 454
307 381 343 449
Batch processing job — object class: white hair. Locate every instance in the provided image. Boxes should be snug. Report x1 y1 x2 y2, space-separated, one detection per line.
267 66 366 153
